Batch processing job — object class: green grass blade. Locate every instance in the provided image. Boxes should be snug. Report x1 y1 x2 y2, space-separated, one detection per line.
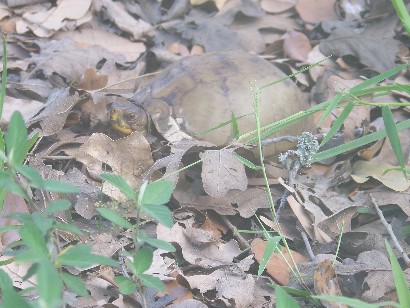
312 118 410 162
275 285 301 308
381 106 406 175
385 240 410 307
257 236 281 276
231 111 239 140
0 35 7 119
392 0 410 35
320 101 354 146
233 152 261 170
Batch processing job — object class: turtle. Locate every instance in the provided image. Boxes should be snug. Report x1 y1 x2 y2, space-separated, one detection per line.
110 52 314 155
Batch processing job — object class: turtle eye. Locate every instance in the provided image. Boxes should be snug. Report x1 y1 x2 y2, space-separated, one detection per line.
123 111 138 122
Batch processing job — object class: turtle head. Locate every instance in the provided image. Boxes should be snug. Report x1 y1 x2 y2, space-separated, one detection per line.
110 102 149 135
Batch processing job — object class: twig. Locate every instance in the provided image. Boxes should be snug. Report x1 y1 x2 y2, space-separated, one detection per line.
220 215 251 250
370 194 410 267
299 227 315 261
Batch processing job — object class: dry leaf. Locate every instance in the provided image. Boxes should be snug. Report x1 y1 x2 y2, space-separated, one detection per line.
200 149 248 198
283 30 312 62
295 0 338 23
251 238 308 285
261 0 297 13
351 160 410 191
314 259 347 308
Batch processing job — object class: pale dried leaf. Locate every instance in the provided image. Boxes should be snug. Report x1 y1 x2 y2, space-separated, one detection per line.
295 0 338 23
42 0 92 31
200 149 247 198
351 160 410 191
28 88 79 136
2 95 44 122
261 0 297 13
98 0 153 40
55 28 146 62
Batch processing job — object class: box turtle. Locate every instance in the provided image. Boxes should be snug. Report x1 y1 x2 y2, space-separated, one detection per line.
110 52 313 155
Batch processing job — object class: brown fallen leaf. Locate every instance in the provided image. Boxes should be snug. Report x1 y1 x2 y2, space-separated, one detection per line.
251 238 308 285
295 0 338 23
283 30 312 62
313 259 347 308
76 132 153 199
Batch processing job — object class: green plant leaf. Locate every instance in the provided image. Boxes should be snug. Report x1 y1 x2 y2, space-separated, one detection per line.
54 223 83 236
44 199 72 215
231 111 239 140
97 208 133 229
17 220 49 260
60 272 89 297
141 203 173 228
5 112 28 165
382 106 406 176
132 247 153 275
385 240 410 307
139 231 175 251
0 269 31 308
139 273 165 291
14 164 44 186
275 285 300 308
57 245 118 268
100 173 137 201
258 236 281 276
141 181 173 206
143 237 176 252
37 260 63 308
114 276 137 295
233 153 261 170
41 179 80 193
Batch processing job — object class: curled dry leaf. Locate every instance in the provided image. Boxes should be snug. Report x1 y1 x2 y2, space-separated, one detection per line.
28 87 80 136
200 149 248 198
313 259 346 308
157 217 241 268
98 0 153 40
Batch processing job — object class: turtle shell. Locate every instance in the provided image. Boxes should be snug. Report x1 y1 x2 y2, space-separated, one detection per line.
131 52 313 155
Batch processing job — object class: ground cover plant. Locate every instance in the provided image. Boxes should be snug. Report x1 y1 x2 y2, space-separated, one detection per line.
0 0 410 307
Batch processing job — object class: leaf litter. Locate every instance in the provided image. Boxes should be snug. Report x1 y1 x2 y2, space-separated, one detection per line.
1 0 410 307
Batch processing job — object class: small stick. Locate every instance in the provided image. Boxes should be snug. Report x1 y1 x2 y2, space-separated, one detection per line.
220 215 251 250
370 194 410 267
299 227 315 261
